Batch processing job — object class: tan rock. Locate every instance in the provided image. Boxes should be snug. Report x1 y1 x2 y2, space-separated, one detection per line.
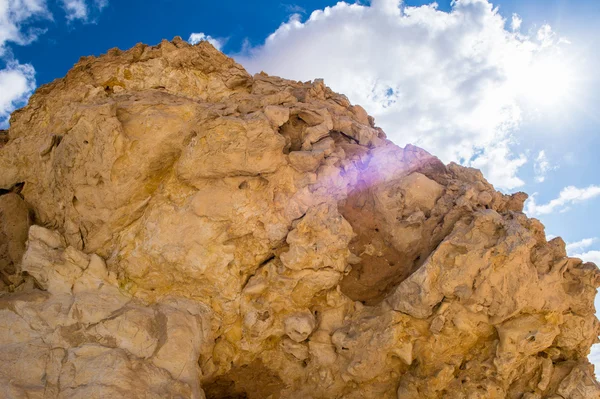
0 192 31 285
0 38 598 399
264 104 290 127
0 226 211 398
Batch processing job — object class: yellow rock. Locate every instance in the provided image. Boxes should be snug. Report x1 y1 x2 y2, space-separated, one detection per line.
0 38 598 399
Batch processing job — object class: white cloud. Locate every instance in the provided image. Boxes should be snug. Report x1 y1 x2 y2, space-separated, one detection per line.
95 0 108 9
188 32 224 50
283 4 306 14
0 0 109 129
62 0 87 21
0 61 36 127
537 24 556 48
533 150 556 183
572 250 600 265
235 0 571 190
61 0 108 22
526 185 600 215
0 0 108 52
371 0 401 16
470 142 527 189
566 238 597 254
0 0 50 55
511 13 522 32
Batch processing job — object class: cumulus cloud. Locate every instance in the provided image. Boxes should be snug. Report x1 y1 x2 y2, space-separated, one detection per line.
470 143 527 189
526 185 600 216
0 0 111 128
235 0 568 190
0 1 48 128
188 32 225 50
61 0 87 21
0 61 36 127
61 0 108 22
566 237 597 254
533 150 556 183
1 0 108 51
0 0 50 55
572 250 600 265
511 13 522 32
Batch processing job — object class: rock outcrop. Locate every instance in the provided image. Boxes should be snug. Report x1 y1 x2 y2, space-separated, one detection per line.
0 37 598 398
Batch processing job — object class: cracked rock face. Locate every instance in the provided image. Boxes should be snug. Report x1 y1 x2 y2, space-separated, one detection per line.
0 38 599 399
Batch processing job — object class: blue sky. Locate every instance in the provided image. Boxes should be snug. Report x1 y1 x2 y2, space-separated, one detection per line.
1 0 599 365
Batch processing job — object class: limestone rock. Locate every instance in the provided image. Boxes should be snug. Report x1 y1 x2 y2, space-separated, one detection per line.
0 38 598 398
0 192 31 288
0 226 212 398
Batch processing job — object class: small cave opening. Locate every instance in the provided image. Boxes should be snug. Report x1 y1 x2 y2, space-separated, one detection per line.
338 182 431 305
0 129 8 147
202 360 284 399
0 182 25 199
279 115 307 153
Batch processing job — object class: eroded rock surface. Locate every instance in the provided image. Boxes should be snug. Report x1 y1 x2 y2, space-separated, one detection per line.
0 38 598 398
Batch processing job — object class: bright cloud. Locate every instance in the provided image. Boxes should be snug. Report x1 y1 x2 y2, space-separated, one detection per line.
511 13 522 31
0 61 36 127
572 250 600 265
62 0 87 21
537 24 556 48
566 237 597 254
533 150 555 183
0 0 109 129
61 0 108 22
0 0 47 129
0 0 50 55
526 185 600 215
188 32 225 50
470 142 527 189
236 0 573 190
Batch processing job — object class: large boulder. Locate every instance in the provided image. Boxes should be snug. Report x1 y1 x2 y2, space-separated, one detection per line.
0 38 598 398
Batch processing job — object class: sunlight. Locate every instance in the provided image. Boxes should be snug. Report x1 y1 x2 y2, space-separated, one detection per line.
518 52 575 109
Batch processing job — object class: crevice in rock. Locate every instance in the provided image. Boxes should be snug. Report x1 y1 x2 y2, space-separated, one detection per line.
39 134 63 157
339 186 420 305
279 115 307 153
0 129 7 147
0 182 25 198
150 308 169 358
338 177 445 305
332 130 359 145
202 359 284 399
241 254 276 290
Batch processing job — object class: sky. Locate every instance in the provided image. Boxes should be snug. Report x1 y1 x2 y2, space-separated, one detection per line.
1 0 600 373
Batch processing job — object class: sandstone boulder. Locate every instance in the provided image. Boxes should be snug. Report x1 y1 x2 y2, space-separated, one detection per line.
0 38 598 399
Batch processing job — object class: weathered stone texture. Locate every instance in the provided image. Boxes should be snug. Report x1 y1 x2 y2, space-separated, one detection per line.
0 38 598 398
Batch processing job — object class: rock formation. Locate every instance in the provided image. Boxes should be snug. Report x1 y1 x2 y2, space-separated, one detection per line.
0 37 598 398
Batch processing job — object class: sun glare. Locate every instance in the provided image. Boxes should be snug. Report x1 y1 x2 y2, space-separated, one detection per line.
518 54 575 109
